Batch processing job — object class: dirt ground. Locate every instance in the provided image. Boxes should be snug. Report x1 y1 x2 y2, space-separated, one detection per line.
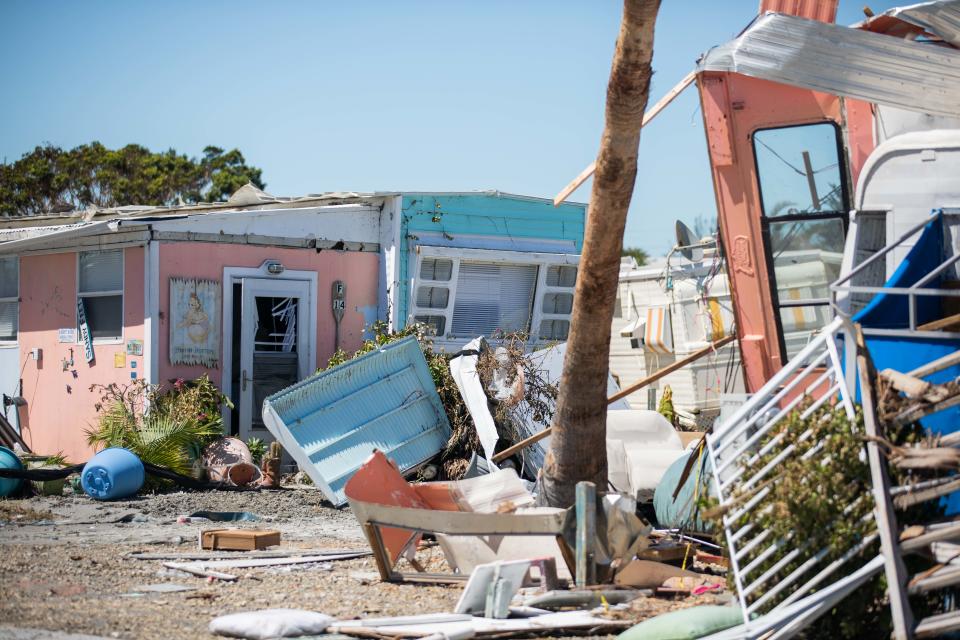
0 488 724 639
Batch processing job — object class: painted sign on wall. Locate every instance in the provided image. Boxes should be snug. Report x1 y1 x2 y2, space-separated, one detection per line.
169 278 220 368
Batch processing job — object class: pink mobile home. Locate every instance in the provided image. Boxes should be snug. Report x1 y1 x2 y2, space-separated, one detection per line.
0 187 586 462
0 190 386 462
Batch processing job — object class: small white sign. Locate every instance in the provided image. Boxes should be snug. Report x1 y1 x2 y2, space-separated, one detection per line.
58 327 78 344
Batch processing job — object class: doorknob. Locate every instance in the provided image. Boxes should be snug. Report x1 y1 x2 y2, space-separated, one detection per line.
242 369 252 391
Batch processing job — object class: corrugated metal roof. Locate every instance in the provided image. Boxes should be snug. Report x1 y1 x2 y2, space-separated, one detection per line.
262 336 451 507
878 0 960 47
699 11 960 118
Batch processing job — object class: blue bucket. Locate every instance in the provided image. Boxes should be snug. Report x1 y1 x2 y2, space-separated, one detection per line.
0 446 23 497
81 447 145 500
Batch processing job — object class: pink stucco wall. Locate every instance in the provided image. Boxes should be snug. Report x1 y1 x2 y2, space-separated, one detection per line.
157 242 379 387
16 241 378 463
19 247 145 462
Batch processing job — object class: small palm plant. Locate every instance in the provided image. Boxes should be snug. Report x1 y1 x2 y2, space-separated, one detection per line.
85 378 226 486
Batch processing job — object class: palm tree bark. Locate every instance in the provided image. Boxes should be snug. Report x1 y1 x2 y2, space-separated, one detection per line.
540 0 661 508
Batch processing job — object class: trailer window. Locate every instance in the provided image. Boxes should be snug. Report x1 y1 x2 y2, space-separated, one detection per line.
753 122 848 360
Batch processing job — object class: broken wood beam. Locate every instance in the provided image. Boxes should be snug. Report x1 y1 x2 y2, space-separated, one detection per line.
907 349 960 379
891 392 960 427
491 334 735 463
553 70 696 206
607 334 736 403
902 522 960 553
895 477 960 510
918 312 960 332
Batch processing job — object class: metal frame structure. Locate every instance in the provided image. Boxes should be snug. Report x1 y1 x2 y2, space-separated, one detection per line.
831 209 960 339
706 317 867 626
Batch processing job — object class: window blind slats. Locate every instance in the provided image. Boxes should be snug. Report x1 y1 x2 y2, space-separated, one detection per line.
0 301 17 341
0 258 17 299
451 262 537 337
79 250 123 293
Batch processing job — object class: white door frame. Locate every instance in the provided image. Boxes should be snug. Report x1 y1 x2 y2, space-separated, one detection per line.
222 263 318 434
238 278 312 441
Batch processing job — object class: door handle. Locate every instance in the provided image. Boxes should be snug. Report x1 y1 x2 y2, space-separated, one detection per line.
242 369 251 391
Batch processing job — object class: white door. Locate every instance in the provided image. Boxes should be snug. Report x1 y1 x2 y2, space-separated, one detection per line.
238 278 312 443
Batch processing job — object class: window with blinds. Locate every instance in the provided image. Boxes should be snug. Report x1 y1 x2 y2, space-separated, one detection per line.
78 249 123 341
410 251 578 346
0 258 18 342
450 262 537 337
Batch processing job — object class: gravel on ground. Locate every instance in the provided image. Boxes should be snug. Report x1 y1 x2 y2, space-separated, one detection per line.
0 489 724 640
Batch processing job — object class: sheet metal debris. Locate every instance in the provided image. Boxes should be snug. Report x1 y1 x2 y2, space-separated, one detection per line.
263 335 452 506
698 11 960 118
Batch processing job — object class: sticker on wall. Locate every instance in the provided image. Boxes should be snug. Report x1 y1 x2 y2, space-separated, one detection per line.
58 328 78 344
77 299 94 363
126 339 143 356
169 277 221 368
114 352 126 368
130 372 137 379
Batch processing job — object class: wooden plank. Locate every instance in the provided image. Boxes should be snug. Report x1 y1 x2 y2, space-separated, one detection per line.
881 369 932 399
916 610 960 638
553 162 596 208
901 523 960 554
892 393 960 427
918 312 960 332
163 562 237 581
608 334 736 403
553 70 696 206
855 324 914 639
909 565 960 594
907 350 960 379
895 477 960 510
491 334 735 463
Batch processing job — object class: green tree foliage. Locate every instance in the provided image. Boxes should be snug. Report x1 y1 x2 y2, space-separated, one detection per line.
621 246 648 266
0 142 265 216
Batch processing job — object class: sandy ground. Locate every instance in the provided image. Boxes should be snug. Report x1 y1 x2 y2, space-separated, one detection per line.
0 489 724 640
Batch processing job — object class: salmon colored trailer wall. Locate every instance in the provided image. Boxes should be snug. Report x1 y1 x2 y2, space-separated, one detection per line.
18 247 145 462
697 71 874 392
156 242 379 386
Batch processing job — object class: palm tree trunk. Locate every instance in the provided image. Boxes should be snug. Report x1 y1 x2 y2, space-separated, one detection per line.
540 0 660 508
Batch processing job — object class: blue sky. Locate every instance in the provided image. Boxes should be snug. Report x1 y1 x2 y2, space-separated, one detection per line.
0 1 903 256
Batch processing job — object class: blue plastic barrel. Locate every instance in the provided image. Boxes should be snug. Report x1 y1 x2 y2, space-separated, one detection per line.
81 447 144 500
0 446 23 497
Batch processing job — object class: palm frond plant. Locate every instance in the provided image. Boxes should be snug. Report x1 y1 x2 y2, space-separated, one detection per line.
85 376 231 490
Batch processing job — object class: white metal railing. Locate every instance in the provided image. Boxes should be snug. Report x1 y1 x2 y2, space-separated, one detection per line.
706 317 862 625
831 209 960 339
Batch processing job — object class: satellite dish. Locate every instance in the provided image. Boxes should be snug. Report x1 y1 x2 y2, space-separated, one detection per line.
675 220 704 262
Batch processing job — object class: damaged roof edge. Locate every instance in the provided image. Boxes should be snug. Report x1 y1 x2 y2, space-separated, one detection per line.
859 0 960 47
698 10 960 118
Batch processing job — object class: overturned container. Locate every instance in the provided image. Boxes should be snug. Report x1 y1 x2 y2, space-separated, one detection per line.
81 447 145 500
0 446 23 497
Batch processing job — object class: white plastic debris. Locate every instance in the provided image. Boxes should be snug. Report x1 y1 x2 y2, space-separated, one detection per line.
209 608 333 639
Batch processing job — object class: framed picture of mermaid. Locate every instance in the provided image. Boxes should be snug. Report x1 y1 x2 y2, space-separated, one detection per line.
170 277 221 367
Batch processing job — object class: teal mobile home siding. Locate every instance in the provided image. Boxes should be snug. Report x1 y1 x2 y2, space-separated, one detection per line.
397 193 586 326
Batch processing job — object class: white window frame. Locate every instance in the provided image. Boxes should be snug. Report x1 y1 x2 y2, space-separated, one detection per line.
77 249 125 344
409 246 579 349
0 257 19 346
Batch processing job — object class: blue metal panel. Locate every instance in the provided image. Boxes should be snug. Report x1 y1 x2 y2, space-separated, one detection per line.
262 336 450 506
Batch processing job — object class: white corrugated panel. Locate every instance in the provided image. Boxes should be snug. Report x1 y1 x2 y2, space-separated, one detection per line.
878 0 960 47
699 11 960 118
451 262 537 337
